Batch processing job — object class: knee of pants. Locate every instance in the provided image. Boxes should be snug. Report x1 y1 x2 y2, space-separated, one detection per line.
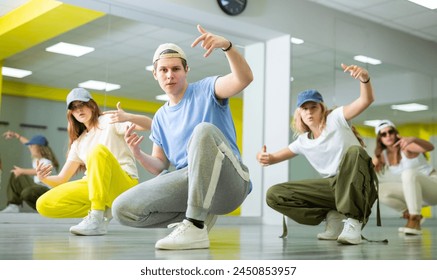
35 193 50 217
266 185 282 206
20 188 33 201
112 197 139 226
192 122 215 135
401 169 419 183
188 123 221 151
87 144 110 162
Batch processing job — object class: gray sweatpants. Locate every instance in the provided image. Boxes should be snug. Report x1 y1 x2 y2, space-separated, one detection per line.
266 146 379 227
112 123 251 228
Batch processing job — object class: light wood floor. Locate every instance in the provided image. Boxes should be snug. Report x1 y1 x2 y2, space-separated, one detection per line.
0 213 436 260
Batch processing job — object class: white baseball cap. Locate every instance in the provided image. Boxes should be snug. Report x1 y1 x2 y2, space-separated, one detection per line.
375 120 396 135
152 43 187 64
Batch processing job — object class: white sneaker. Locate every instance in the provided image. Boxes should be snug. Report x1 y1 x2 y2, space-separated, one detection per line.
0 204 20 213
155 219 210 250
317 210 345 240
337 218 362 245
70 210 107 236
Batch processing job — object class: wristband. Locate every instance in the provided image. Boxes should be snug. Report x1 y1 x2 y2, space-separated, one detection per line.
360 77 370 83
222 41 232 52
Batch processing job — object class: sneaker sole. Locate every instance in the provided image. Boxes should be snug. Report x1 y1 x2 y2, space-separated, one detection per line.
155 240 210 250
337 237 361 245
70 228 107 236
69 218 110 236
70 225 108 236
403 228 422 235
317 234 339 240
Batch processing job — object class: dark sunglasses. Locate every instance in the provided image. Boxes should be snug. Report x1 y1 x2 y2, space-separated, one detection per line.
380 129 395 138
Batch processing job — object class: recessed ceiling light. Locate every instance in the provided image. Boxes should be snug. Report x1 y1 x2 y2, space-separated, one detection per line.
408 0 437 9
46 42 95 57
353 55 382 65
2 66 32 78
291 37 304 45
78 80 120 92
391 103 428 112
155 94 169 101
145 65 154 72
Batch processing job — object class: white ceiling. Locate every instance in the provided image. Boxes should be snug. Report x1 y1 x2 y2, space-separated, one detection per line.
1 0 437 124
308 0 437 43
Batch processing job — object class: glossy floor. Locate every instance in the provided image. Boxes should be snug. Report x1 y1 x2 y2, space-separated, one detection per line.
0 213 436 260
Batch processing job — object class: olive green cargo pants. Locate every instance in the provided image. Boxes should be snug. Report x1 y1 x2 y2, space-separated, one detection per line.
266 146 379 227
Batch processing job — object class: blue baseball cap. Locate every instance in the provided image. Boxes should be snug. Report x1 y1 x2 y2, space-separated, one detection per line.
296 89 324 108
66 88 92 109
25 135 48 146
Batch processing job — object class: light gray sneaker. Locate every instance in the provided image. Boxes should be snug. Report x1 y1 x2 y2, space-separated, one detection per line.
317 210 345 240
155 219 210 250
337 218 362 245
0 204 20 213
70 210 107 236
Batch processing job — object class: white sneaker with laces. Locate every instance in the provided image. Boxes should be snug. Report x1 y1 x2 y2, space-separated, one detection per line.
317 210 345 240
0 204 20 213
155 219 210 250
337 218 362 245
70 210 107 236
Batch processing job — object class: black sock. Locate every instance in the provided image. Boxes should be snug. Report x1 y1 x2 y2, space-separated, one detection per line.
186 218 204 229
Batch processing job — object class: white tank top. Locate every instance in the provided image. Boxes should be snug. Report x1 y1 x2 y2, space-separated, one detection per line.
384 150 434 176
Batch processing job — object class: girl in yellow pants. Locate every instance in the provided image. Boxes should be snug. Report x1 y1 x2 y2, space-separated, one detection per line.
37 144 138 218
36 88 151 236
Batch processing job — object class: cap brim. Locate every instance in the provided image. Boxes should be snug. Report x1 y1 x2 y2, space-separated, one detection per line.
67 98 90 109
297 99 322 108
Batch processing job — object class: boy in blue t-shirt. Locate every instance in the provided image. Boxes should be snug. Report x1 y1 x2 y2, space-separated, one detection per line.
113 24 254 250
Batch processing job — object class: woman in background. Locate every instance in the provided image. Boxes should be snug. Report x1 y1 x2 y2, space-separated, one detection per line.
373 120 437 235
1 132 59 213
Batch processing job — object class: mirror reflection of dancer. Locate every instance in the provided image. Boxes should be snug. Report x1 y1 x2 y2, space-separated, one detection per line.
373 120 437 235
257 64 377 245
1 132 59 213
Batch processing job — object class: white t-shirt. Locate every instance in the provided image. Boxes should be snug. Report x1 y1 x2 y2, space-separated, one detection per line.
288 107 361 178
67 114 138 178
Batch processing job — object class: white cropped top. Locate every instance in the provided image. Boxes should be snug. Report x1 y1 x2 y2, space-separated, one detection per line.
384 150 434 176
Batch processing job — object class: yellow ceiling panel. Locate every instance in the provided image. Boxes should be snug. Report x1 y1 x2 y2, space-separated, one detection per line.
0 0 105 60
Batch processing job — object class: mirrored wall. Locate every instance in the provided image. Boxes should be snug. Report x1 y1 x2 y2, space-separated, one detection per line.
1 1 436 215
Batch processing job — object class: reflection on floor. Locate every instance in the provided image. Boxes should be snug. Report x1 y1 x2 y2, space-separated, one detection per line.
0 213 436 260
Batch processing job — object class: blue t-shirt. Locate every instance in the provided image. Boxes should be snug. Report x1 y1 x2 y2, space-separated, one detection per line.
150 76 241 169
